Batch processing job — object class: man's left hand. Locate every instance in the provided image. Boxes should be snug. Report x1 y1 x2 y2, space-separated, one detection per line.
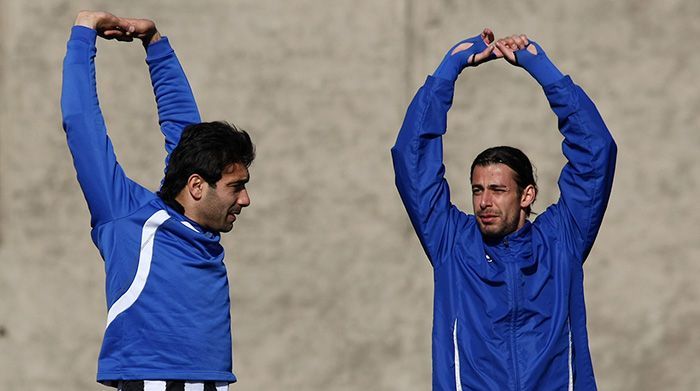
433 28 498 82
119 17 161 47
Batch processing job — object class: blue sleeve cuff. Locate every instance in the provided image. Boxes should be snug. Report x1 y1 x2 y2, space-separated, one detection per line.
146 37 174 62
516 49 564 87
530 59 564 87
70 25 97 45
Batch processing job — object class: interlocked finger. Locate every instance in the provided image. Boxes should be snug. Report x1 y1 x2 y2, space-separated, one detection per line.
511 35 528 50
520 35 530 46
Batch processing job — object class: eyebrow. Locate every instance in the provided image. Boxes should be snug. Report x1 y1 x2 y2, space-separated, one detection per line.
227 177 250 186
472 184 509 190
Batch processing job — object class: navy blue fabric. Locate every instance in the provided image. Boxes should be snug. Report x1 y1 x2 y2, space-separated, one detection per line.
61 26 236 384
392 70 616 389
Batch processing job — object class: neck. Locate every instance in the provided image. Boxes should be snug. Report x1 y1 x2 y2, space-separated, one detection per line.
173 192 202 226
160 193 185 214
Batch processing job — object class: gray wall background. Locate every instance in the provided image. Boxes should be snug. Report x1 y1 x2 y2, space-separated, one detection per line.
1 0 699 390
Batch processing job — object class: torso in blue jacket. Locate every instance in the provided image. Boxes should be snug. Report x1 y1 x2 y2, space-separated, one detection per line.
61 26 236 384
391 73 616 390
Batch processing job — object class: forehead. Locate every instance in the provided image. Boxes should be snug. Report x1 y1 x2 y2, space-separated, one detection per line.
471 163 518 186
221 163 250 181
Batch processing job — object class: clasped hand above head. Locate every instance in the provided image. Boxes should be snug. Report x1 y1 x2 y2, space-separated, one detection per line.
74 10 161 47
433 28 561 86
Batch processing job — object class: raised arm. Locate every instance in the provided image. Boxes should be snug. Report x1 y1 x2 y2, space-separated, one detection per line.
121 18 201 170
497 35 617 260
61 11 153 227
391 29 496 267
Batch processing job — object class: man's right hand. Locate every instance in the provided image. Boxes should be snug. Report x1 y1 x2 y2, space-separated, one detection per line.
494 34 564 87
74 11 132 40
432 28 497 82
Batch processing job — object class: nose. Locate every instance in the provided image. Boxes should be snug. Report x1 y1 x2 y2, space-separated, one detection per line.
479 191 493 209
239 188 251 207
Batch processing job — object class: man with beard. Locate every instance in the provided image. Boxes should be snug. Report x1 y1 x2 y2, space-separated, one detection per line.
392 28 616 390
62 11 254 390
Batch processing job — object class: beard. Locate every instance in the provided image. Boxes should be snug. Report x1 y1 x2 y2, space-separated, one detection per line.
199 190 236 233
477 212 519 239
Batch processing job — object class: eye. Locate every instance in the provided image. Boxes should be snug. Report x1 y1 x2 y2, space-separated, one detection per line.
227 182 246 193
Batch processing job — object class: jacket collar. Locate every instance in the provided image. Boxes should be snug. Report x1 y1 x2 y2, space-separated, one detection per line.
483 220 533 254
465 220 536 284
156 197 221 240
483 221 535 271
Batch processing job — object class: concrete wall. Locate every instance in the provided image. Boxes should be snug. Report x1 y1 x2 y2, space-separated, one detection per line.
1 0 699 389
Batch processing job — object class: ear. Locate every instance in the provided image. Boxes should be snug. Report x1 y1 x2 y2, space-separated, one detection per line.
520 184 537 209
186 174 206 201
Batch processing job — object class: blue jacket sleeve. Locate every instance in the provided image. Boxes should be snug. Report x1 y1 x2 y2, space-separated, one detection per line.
145 37 201 173
391 76 466 268
61 26 153 228
542 76 617 262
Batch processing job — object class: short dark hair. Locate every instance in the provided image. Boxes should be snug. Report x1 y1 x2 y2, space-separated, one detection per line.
159 121 255 211
470 146 538 216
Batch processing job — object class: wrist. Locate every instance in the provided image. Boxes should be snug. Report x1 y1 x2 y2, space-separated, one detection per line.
70 25 98 45
149 31 162 45
74 11 99 29
433 37 488 82
433 49 478 82
514 42 564 87
142 31 162 48
525 56 563 86
516 51 563 87
145 36 173 62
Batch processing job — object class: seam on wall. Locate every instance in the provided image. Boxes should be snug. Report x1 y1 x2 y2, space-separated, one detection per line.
0 0 8 247
404 0 415 103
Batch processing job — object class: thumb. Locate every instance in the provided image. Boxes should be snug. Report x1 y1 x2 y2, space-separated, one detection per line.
495 40 516 63
470 44 495 65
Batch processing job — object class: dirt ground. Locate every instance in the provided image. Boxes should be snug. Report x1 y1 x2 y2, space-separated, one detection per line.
1 1 699 390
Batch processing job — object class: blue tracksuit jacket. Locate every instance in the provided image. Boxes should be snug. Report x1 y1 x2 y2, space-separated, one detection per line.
391 75 616 390
61 26 236 384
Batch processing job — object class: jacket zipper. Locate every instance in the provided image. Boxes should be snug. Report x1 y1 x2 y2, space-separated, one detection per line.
507 246 521 391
